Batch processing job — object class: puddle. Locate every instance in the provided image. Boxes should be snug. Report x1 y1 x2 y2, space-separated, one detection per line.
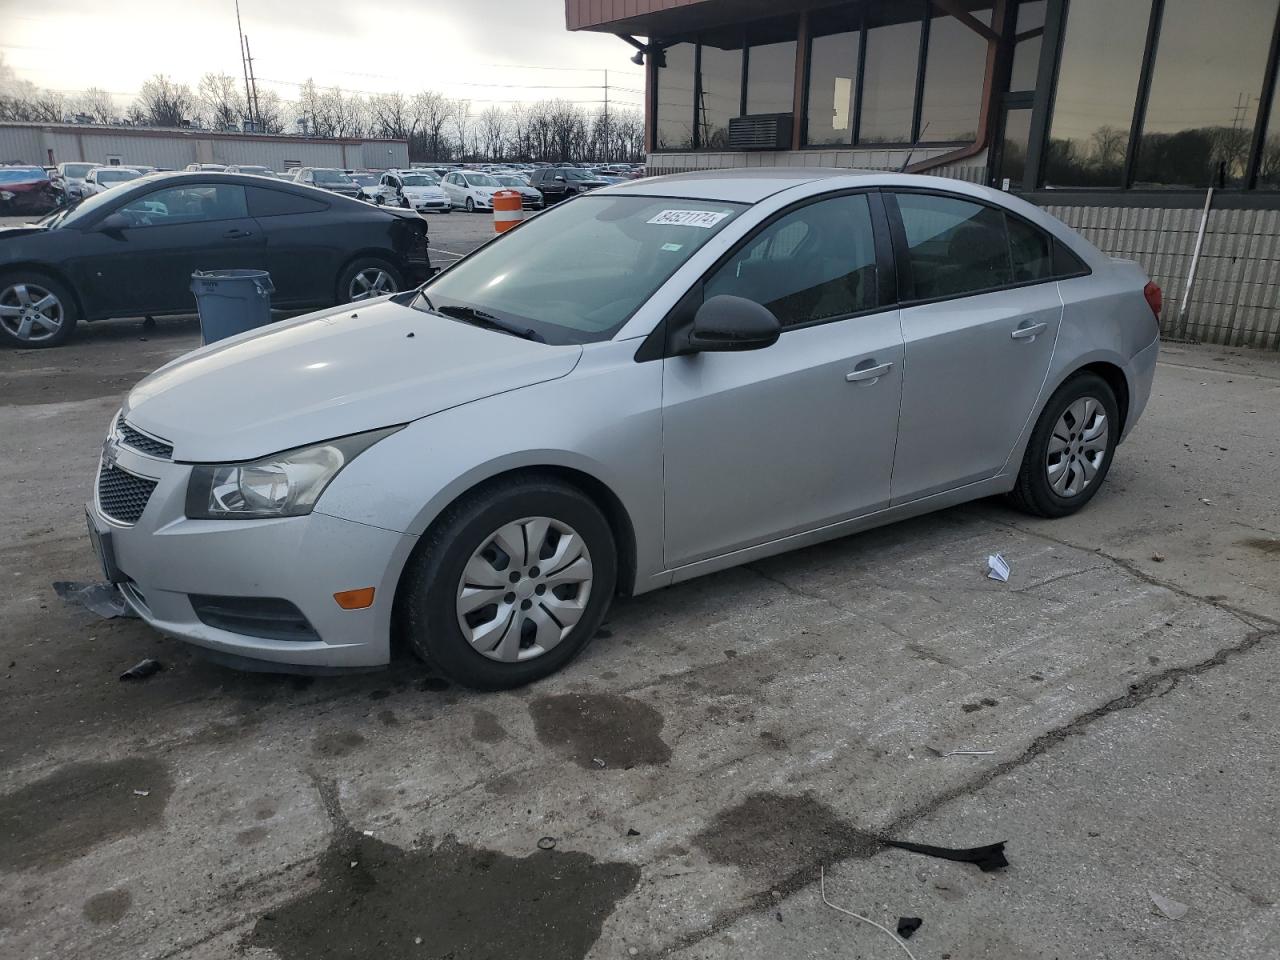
248 833 639 960
694 792 879 887
529 693 670 769
0 758 172 871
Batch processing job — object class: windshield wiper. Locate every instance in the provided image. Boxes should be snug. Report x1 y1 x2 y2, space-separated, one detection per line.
434 304 546 343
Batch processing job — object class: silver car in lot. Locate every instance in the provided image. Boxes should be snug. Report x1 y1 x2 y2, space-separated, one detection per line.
87 170 1159 688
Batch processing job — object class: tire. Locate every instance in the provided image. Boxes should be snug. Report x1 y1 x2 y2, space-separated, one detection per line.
465 197 475 213
399 475 617 690
1009 372 1120 518
374 195 385 205
0 270 79 348
399 197 409 209
338 257 403 303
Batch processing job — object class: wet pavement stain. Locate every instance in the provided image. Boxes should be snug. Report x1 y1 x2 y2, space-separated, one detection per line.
472 709 508 744
237 826 269 846
0 758 172 871
83 888 132 925
528 693 671 769
312 731 366 758
694 792 879 888
1240 537 1280 554
250 779 640 960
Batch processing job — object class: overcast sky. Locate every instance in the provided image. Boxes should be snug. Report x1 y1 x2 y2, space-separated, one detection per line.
2 0 644 110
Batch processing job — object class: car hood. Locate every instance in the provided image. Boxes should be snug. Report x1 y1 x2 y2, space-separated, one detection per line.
125 297 583 462
0 224 48 238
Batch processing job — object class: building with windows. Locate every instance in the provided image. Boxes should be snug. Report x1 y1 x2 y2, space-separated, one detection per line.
567 0 1280 347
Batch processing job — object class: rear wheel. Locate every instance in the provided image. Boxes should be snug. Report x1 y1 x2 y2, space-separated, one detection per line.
0 271 78 348
1009 372 1119 518
399 476 617 690
339 258 402 303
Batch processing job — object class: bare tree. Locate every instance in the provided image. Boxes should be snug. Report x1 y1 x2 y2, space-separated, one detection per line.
76 87 116 124
296 78 327 136
449 99 472 159
478 105 509 160
197 73 245 130
411 90 451 160
370 91 413 140
256 89 287 135
135 74 193 127
322 87 366 138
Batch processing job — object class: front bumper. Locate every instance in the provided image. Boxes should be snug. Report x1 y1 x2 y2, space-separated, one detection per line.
409 198 451 212
86 440 416 669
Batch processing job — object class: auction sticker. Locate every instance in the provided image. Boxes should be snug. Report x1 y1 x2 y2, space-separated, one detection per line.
647 209 730 228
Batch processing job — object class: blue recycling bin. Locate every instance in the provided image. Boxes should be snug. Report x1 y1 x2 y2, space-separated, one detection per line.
190 269 275 344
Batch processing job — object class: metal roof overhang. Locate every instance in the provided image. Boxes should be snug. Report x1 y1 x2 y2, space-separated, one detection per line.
566 0 858 37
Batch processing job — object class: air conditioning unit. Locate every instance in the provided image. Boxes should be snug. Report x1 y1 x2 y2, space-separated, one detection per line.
728 113 793 151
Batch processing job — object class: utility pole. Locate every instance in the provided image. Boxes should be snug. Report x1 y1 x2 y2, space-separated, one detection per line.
235 0 253 129
602 68 609 162
244 34 262 129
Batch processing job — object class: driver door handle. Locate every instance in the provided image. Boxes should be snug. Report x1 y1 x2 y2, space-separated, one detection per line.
846 361 894 383
223 228 254 239
1011 321 1049 340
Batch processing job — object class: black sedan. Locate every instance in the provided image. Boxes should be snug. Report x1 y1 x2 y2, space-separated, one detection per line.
0 172 431 347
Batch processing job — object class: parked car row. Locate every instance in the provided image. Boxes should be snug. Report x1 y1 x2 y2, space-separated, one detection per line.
0 170 432 348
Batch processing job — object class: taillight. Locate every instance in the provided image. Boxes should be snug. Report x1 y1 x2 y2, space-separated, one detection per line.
1144 281 1163 319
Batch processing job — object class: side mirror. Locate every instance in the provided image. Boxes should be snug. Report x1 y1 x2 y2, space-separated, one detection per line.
554 175 566 182
98 212 130 233
684 295 781 353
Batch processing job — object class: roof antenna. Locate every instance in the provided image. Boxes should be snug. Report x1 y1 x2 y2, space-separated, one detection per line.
899 123 930 173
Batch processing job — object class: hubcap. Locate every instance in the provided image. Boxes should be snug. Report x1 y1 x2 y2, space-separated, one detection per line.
1046 396 1109 497
0 282 63 342
348 268 396 301
455 516 593 663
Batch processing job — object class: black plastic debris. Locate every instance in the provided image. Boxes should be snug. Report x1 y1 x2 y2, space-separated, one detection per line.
897 917 923 939
626 828 641 837
120 658 163 681
883 838 1008 872
53 581 135 619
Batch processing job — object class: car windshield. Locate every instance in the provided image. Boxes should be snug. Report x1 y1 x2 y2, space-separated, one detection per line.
562 169 595 181
350 174 378 185
313 169 353 184
40 188 116 228
97 170 139 183
464 174 499 187
496 176 524 186
401 174 438 186
62 163 96 178
420 195 743 345
0 168 45 184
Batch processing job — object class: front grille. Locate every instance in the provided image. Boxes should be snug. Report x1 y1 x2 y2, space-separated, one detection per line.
520 196 540 209
119 422 173 459
190 595 320 642
98 464 157 525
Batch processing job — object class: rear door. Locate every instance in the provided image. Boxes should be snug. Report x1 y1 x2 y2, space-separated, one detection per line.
83 182 264 316
661 191 903 568
886 190 1062 503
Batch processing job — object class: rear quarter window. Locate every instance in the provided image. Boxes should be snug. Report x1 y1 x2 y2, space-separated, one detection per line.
246 186 330 217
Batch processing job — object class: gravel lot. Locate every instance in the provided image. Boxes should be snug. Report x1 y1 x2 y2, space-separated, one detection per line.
1 212 1278 959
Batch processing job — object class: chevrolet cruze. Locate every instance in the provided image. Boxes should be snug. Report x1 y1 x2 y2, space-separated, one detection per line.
87 170 1160 689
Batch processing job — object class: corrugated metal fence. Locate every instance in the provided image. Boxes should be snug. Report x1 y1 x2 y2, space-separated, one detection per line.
1045 205 1280 350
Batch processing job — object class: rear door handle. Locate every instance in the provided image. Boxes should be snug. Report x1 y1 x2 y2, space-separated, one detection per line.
223 228 254 239
1010 321 1048 340
846 361 894 383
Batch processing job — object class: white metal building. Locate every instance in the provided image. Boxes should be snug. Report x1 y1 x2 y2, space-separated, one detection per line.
0 122 409 172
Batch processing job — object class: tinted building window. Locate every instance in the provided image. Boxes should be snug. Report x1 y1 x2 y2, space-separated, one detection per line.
698 43 744 149
1008 1 1046 92
656 43 695 151
1134 0 1279 188
745 40 796 115
896 193 1011 298
806 28 860 146
1261 70 1280 189
705 194 879 327
1044 0 1152 187
919 8 990 142
859 16 921 143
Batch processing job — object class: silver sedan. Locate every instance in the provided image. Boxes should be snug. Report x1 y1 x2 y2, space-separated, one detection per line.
87 170 1159 688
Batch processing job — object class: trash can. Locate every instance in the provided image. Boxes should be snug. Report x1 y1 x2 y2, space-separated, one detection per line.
190 269 275 344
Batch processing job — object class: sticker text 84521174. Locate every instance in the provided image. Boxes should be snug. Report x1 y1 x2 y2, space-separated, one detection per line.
647 209 730 228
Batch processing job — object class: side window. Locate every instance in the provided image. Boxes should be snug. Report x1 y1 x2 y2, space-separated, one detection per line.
118 184 248 226
704 193 880 328
245 186 328 217
895 193 1011 300
1007 216 1053 283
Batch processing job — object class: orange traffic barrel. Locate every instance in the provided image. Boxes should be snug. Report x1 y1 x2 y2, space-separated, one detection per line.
492 190 523 233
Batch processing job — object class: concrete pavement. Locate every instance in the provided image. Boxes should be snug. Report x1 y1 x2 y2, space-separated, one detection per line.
1 301 1277 959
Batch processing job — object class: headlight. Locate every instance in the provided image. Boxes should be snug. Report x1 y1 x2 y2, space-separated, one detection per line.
184 427 401 519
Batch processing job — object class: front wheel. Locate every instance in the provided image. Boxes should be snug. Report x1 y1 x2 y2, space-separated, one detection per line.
399 476 617 689
1009 372 1119 518
464 197 475 213
0 271 79 348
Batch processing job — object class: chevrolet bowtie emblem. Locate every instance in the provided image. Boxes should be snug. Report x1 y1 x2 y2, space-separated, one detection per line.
102 438 120 470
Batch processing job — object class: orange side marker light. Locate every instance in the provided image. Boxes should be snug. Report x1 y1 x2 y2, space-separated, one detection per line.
334 587 376 610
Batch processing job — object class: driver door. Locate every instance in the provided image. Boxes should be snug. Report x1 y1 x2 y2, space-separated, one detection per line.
661 192 904 568
84 182 264 316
